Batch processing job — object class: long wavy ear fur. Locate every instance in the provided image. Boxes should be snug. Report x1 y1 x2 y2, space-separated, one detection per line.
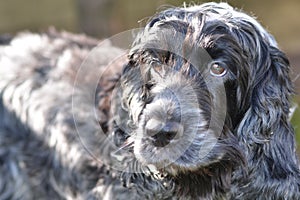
238 45 294 142
235 21 300 196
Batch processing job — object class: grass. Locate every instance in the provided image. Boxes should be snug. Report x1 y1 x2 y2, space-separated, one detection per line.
291 100 300 152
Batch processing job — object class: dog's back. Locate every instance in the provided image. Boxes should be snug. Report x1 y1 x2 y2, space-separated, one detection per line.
0 30 134 199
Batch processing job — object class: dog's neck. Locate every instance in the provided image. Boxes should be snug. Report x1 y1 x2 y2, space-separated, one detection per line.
172 163 233 199
120 161 233 199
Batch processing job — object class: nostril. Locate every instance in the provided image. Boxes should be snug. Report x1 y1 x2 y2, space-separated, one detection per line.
146 121 182 147
165 131 176 140
160 124 178 140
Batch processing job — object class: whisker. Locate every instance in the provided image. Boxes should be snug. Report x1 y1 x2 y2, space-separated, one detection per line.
113 137 135 154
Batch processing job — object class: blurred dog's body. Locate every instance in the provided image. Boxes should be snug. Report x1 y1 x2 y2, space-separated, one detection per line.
1 3 300 200
0 30 128 199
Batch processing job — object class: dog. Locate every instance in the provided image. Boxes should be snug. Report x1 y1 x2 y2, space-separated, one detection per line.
0 2 299 200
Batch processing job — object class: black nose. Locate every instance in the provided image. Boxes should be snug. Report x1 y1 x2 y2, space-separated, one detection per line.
146 121 182 147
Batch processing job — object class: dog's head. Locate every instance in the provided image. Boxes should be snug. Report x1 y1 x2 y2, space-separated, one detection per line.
111 2 294 193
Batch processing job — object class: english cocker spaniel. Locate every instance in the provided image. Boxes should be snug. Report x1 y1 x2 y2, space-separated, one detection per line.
0 2 299 200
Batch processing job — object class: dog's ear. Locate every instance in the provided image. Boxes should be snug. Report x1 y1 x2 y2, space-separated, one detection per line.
238 42 294 141
111 59 146 143
237 37 300 178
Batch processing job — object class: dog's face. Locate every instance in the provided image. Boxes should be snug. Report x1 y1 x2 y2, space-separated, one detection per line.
123 30 236 173
113 3 291 177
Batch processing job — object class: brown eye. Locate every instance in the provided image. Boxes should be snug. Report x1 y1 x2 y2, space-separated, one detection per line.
153 64 162 72
209 61 227 77
149 58 161 71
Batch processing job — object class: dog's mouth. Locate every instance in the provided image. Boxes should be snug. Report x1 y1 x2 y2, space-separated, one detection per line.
132 124 221 175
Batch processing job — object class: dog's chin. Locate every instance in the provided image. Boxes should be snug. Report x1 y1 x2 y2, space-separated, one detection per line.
133 129 222 176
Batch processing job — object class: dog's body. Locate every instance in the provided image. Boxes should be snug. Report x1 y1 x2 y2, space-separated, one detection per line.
1 3 300 200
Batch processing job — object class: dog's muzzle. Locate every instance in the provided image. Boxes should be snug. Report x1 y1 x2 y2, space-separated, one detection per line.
146 119 183 147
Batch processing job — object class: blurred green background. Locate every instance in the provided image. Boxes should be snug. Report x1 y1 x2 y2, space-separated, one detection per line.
0 0 299 152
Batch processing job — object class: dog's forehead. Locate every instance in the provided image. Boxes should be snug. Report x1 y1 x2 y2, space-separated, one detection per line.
159 2 277 48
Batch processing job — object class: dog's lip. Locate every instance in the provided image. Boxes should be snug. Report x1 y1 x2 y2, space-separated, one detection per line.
144 158 206 176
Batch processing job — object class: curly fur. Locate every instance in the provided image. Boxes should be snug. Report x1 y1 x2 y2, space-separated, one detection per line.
0 2 299 200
